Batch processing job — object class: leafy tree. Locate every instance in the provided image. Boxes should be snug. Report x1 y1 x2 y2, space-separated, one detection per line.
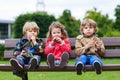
114 5 120 30
84 8 114 37
12 12 56 38
58 9 80 37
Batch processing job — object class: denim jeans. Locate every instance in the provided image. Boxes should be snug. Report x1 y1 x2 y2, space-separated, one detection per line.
14 55 41 66
74 55 103 69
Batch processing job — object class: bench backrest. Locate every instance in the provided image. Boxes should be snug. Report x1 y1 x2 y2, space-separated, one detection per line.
4 37 120 59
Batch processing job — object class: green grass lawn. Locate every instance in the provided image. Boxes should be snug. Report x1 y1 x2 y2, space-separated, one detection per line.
0 58 120 80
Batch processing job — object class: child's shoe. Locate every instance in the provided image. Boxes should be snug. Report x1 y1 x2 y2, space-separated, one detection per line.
28 58 38 71
47 54 55 69
21 71 28 80
10 58 23 71
60 52 69 68
13 69 26 78
94 61 102 74
76 62 83 75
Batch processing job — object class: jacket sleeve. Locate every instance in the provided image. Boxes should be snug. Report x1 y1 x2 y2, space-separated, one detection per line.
96 38 105 57
13 41 22 57
34 38 44 55
75 38 86 56
59 39 71 53
44 40 54 55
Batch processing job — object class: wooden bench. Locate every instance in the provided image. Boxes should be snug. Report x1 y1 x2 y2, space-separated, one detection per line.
0 37 120 80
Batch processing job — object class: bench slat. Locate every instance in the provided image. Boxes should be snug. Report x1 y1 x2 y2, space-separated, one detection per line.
4 49 120 59
5 37 120 48
0 64 120 71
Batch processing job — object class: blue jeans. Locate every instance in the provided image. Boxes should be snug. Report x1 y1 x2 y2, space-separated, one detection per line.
75 55 103 69
14 55 41 66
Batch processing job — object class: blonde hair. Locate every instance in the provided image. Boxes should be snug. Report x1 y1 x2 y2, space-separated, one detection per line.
80 19 98 34
46 21 68 40
23 21 40 35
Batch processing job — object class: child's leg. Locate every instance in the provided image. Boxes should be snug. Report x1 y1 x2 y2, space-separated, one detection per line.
75 55 87 75
28 55 41 71
47 53 55 69
10 55 24 71
60 52 69 68
90 55 103 74
10 55 26 78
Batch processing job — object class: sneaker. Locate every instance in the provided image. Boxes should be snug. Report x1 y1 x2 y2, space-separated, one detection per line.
13 69 26 78
47 54 55 69
10 58 23 71
28 58 38 71
94 61 102 74
21 71 28 80
76 62 83 75
60 53 69 68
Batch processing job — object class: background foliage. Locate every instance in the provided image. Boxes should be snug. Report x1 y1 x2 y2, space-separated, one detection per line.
13 12 56 38
12 5 120 38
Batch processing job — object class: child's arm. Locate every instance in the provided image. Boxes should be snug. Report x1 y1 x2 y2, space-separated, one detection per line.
59 39 71 53
13 41 22 57
44 40 55 55
33 38 44 55
75 39 92 56
95 39 105 57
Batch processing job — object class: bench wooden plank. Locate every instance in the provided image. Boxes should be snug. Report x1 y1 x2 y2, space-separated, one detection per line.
4 49 120 59
0 64 120 71
5 37 120 48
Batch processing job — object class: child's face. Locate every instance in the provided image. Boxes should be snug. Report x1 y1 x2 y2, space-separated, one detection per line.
51 28 62 37
26 29 38 39
83 24 94 37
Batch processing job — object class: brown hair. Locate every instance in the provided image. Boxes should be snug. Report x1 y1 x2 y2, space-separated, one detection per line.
46 21 68 40
80 19 98 34
23 21 40 35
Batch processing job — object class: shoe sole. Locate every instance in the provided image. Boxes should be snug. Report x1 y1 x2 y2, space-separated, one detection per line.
60 53 69 68
48 54 55 69
76 63 83 75
29 58 37 71
94 62 102 74
10 59 23 71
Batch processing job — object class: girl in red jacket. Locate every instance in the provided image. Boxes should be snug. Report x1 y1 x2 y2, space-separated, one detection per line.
44 21 71 69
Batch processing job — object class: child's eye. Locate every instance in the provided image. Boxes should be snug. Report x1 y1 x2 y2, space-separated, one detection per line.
84 27 88 29
58 32 60 34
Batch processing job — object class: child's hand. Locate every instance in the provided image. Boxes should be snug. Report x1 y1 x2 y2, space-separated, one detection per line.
95 42 101 49
85 40 95 49
31 36 36 41
53 36 63 43
31 36 37 45
21 50 27 56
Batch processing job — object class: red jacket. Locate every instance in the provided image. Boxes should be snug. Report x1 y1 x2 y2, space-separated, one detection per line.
44 38 71 60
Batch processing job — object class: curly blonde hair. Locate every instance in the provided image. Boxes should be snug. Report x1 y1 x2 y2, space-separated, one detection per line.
23 21 40 35
80 19 98 34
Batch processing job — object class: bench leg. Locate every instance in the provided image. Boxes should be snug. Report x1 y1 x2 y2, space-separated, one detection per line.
22 71 28 80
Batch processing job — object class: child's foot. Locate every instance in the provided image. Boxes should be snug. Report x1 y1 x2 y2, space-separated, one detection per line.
47 54 55 69
21 71 28 80
13 69 26 78
10 58 23 71
76 62 83 75
60 52 69 68
28 58 38 71
94 61 102 74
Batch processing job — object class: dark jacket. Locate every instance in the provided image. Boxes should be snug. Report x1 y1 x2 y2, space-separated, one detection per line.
13 37 44 58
